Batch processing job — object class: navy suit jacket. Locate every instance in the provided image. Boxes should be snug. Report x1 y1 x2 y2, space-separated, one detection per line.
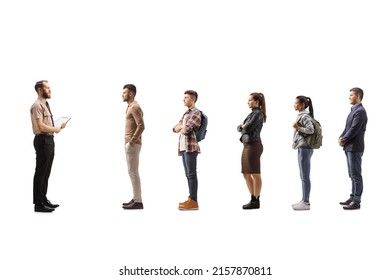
340 103 368 152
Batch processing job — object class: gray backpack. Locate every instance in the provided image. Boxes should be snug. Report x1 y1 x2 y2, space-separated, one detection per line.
299 115 323 149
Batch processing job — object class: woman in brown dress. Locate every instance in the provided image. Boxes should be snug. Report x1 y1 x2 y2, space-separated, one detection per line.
237 92 267 209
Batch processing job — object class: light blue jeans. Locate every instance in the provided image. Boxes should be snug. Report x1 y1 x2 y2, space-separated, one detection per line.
298 147 313 203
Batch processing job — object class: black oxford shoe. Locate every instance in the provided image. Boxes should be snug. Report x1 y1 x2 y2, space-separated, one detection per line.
343 201 361 210
35 204 55 213
44 200 59 208
340 198 353 205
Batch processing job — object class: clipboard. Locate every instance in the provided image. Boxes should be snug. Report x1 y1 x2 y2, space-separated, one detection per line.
55 117 71 128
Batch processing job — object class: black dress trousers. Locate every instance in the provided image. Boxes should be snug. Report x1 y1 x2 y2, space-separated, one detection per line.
33 134 55 205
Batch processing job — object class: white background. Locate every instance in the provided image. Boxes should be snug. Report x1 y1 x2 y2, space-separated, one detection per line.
0 0 388 279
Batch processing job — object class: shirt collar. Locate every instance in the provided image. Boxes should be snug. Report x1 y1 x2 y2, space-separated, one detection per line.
37 96 47 104
351 103 361 111
187 106 196 113
297 110 309 116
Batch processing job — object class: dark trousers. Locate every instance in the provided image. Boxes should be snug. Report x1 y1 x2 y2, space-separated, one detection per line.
345 151 364 204
181 152 198 201
33 135 55 205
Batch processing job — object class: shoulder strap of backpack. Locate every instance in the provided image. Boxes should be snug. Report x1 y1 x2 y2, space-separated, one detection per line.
297 113 314 137
297 112 310 126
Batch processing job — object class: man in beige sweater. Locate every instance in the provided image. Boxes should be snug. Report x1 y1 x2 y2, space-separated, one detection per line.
122 84 145 209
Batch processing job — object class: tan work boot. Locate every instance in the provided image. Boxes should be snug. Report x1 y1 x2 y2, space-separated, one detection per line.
179 198 198 210
178 197 190 207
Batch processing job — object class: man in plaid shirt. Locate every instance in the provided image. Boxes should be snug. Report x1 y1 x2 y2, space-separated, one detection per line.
173 90 202 210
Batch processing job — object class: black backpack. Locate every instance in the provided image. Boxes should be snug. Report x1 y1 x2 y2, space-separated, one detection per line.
196 111 208 142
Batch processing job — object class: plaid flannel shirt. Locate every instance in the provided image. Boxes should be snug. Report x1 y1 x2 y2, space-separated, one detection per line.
177 108 202 155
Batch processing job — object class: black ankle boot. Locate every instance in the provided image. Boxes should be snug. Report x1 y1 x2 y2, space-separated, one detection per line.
242 195 260 210
253 195 260 208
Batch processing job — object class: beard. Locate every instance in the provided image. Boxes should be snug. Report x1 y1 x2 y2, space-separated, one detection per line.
42 91 51 99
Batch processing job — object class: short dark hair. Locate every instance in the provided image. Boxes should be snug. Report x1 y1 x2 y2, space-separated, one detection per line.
184 90 198 102
123 84 137 96
35 80 48 93
350 87 364 101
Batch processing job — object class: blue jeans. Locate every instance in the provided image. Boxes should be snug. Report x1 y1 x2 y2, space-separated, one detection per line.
345 151 364 204
182 152 198 201
298 147 313 203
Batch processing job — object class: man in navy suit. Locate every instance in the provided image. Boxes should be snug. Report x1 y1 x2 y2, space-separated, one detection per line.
338 87 368 210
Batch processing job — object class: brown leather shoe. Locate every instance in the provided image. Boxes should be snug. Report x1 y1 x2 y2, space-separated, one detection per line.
179 198 198 210
178 197 190 207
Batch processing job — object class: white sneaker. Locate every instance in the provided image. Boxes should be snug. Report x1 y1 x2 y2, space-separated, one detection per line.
292 200 303 207
292 201 310 210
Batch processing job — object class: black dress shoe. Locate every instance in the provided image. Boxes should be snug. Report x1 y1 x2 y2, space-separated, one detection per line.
35 204 55 213
44 200 59 208
123 202 144 209
122 199 134 206
343 201 361 210
340 198 353 205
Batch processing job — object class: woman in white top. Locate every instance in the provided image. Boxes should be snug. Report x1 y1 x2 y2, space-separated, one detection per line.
292 96 315 210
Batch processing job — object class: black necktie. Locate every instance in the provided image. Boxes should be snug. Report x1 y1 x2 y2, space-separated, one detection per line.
46 101 54 126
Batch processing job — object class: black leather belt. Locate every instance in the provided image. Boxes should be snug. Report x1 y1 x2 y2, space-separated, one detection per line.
35 134 53 137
